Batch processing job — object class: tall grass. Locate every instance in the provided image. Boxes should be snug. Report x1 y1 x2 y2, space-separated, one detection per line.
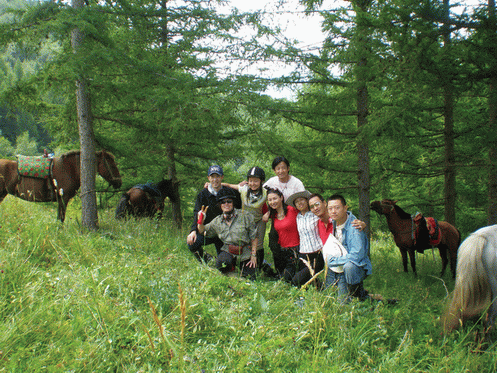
1 196 496 372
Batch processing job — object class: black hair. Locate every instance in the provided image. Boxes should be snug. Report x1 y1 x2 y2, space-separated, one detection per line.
271 156 290 170
308 193 325 202
328 194 347 206
266 188 288 218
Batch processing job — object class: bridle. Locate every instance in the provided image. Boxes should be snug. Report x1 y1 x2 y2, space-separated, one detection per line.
99 151 120 184
379 201 417 241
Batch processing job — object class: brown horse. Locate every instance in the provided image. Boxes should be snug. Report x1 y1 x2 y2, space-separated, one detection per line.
115 179 178 219
370 199 460 277
0 150 122 222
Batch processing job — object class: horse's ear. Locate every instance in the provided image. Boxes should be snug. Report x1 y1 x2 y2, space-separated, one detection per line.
393 200 398 204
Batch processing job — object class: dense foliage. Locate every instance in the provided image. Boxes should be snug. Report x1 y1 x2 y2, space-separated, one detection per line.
0 0 493 230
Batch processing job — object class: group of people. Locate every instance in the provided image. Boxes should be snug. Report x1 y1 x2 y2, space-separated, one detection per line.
186 157 374 302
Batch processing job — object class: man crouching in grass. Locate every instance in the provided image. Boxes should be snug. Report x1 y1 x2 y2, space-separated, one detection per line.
197 188 258 280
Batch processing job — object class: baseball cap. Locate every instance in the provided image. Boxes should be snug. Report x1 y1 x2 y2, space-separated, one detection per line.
208 165 223 176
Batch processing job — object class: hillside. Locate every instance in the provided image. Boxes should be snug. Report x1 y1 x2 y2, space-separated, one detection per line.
0 197 495 372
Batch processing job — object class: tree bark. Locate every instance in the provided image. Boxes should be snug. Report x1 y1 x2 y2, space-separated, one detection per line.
166 143 183 229
488 0 497 225
72 0 98 230
355 1 371 241
443 0 456 225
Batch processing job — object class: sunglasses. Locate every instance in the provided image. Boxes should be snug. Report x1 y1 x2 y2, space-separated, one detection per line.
221 199 233 205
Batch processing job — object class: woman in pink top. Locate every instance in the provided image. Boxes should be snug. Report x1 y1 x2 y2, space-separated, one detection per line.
264 188 300 282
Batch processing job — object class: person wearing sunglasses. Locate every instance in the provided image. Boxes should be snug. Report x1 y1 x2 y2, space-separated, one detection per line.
197 188 258 279
187 165 241 263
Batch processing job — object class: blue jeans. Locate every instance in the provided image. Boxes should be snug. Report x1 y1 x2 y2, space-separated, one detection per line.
325 261 368 300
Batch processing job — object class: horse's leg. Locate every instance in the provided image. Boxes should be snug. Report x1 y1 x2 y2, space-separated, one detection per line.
408 249 417 275
448 241 458 279
57 200 66 222
400 249 409 272
57 194 69 223
438 245 448 277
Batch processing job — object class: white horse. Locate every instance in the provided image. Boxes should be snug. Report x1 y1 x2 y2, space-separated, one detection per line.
442 225 497 338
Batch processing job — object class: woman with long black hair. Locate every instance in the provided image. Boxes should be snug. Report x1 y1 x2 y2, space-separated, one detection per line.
264 188 300 281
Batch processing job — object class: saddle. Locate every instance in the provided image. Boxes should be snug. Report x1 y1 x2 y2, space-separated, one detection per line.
412 213 442 249
17 155 53 179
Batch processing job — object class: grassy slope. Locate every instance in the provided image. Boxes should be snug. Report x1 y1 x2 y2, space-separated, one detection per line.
0 196 496 372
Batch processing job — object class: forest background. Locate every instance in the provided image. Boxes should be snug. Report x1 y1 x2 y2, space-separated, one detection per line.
3 0 497 370
0 0 494 236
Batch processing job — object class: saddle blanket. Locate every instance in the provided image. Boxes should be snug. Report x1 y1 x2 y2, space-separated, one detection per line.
425 217 442 246
17 156 52 179
135 182 162 198
413 213 442 246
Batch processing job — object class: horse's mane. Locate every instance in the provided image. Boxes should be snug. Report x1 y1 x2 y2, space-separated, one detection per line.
60 150 80 160
393 204 412 220
382 199 412 220
60 150 115 160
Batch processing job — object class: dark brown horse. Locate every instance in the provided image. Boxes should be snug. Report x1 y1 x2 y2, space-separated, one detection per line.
0 150 122 222
115 179 177 219
370 199 460 277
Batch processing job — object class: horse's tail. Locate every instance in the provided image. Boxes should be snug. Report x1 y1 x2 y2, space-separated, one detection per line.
115 193 131 219
442 232 492 333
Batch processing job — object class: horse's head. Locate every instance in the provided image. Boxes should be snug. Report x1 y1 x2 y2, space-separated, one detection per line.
97 150 122 189
156 178 179 203
370 200 396 215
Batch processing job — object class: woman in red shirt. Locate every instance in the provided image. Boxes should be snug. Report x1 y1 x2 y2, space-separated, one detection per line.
264 188 300 282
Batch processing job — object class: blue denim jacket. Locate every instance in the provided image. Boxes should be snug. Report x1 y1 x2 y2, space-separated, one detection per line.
327 211 372 275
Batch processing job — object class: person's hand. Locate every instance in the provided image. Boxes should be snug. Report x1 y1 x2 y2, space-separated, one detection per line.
352 219 366 231
247 255 257 268
239 180 248 187
197 205 208 225
187 230 197 245
262 211 270 223
203 182 209 189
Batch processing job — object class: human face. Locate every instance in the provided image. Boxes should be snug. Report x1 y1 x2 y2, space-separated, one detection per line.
247 177 261 191
267 192 283 210
294 197 309 213
309 197 326 218
273 161 289 182
220 199 234 213
328 199 348 225
208 173 224 191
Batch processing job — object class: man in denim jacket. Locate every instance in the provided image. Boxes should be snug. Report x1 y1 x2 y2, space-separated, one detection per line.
325 194 372 301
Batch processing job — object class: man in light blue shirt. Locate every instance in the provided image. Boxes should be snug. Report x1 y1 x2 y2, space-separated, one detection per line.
325 194 372 301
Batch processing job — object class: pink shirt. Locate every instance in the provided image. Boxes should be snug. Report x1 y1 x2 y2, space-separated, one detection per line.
273 205 300 248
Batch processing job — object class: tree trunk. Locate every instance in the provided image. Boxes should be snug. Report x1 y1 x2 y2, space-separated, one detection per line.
443 0 456 225
159 0 182 229
72 0 98 230
166 143 183 229
488 0 497 225
355 0 371 241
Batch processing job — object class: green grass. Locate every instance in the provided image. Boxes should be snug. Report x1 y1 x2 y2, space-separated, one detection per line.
1 196 496 372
